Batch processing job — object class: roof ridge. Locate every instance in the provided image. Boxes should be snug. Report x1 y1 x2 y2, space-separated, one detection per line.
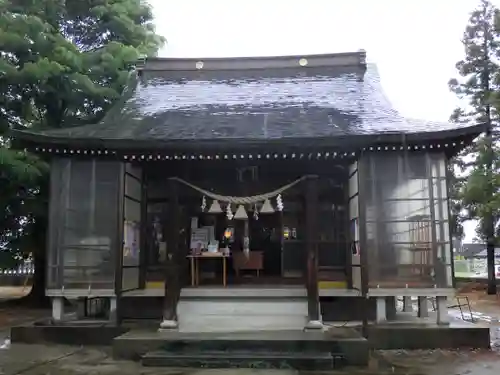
138 51 367 72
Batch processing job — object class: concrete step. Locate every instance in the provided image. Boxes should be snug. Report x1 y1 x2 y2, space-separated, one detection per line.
177 297 308 332
159 336 336 353
112 329 370 367
178 298 308 315
178 314 308 332
141 350 342 370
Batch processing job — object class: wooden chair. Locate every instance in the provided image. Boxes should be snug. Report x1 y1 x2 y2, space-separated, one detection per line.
233 251 263 277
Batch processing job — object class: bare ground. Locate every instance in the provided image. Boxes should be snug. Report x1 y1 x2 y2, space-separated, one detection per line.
0 345 499 375
0 287 499 374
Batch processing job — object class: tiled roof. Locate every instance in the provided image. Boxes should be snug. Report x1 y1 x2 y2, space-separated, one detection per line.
459 243 484 258
12 53 484 148
475 248 500 257
459 243 500 258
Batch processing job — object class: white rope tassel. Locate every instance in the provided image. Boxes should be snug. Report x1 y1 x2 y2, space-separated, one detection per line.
276 194 284 211
226 204 233 220
169 175 310 205
243 236 250 258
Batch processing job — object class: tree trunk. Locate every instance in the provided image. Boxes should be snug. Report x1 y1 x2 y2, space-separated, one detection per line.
23 180 51 308
25 246 50 307
481 23 497 296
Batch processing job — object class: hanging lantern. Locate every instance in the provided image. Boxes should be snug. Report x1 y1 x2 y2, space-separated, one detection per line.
283 227 290 240
208 200 223 213
233 205 248 220
276 194 284 211
226 203 234 220
201 196 207 211
224 227 234 240
253 204 259 220
260 198 275 214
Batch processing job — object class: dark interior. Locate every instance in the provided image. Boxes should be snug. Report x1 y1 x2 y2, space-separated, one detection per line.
143 159 349 287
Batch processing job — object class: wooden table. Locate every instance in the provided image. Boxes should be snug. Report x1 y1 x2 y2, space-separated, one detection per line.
187 252 230 287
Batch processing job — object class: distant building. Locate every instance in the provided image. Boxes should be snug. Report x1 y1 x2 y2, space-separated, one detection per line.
458 243 500 259
472 248 500 259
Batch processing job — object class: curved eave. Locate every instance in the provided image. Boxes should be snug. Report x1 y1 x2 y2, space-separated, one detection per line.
10 123 487 153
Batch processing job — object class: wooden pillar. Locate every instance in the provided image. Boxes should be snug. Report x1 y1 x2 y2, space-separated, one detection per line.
139 167 148 289
305 175 322 329
357 155 370 337
426 154 440 287
403 296 413 312
417 296 429 318
159 179 181 330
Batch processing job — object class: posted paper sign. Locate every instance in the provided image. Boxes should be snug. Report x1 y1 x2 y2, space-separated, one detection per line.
190 227 209 250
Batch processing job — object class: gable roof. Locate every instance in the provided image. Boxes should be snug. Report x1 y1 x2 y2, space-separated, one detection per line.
11 51 485 151
459 243 485 258
475 248 500 258
460 243 500 258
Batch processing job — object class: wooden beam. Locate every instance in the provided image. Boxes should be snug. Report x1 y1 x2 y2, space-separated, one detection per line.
305 175 320 323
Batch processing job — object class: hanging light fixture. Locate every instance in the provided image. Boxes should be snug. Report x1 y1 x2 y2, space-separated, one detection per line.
207 200 223 213
224 227 234 241
201 196 207 211
233 205 248 220
260 198 275 214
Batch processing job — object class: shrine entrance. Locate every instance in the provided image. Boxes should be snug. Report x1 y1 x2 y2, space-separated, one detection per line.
142 158 350 290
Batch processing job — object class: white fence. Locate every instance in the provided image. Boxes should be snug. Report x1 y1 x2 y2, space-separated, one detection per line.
0 265 34 276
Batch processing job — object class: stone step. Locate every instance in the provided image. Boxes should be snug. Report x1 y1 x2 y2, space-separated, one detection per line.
177 298 308 316
159 337 337 353
141 350 343 370
178 314 308 332
177 297 308 332
112 330 370 367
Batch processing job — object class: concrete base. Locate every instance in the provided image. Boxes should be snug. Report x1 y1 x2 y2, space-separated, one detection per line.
158 319 178 331
11 320 128 346
51 297 64 322
364 322 490 349
321 296 377 321
436 296 450 325
304 320 324 330
417 296 429 318
113 329 369 368
402 296 413 312
386 296 397 320
109 297 117 323
375 297 386 323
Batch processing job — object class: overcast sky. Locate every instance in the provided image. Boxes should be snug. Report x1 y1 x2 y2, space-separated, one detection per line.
148 0 493 243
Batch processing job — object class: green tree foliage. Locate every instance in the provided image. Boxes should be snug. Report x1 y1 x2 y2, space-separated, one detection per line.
448 0 500 243
0 0 164 299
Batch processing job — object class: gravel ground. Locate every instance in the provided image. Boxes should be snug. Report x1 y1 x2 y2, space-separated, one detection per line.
0 289 499 374
0 344 499 375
